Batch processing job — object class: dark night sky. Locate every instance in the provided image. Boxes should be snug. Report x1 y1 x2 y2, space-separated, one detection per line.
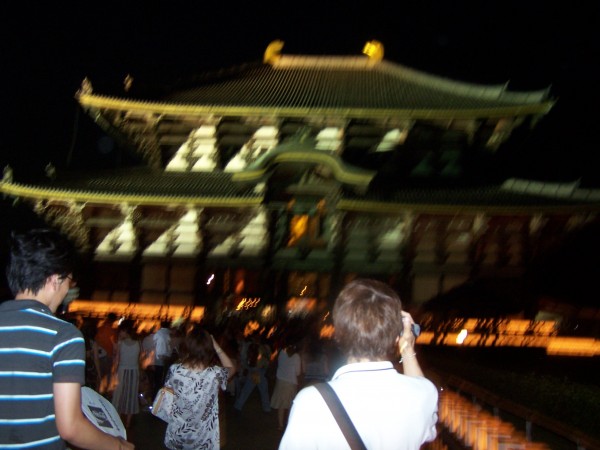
2 1 600 186
0 1 599 306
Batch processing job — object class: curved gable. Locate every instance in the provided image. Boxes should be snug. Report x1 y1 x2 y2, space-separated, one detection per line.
231 142 376 189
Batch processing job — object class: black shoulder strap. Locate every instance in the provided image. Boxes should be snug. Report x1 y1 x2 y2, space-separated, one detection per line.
314 382 367 450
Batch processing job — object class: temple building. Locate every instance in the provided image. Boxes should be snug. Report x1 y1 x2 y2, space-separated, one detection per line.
2 41 599 318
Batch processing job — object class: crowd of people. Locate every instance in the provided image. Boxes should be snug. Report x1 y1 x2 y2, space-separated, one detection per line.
0 228 439 450
73 307 334 448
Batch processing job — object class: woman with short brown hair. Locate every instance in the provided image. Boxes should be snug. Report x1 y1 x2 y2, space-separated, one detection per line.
163 327 236 450
280 278 438 450
333 279 403 361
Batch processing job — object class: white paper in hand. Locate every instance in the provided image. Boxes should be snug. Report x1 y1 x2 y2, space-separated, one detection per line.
81 386 127 439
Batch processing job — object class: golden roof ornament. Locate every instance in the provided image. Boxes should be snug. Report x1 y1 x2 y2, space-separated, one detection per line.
124 74 133 92
2 165 13 183
362 40 384 61
263 40 284 64
45 163 56 181
79 77 93 95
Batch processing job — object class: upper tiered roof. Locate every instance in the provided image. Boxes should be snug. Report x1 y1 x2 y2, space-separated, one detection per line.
78 42 554 119
163 57 550 113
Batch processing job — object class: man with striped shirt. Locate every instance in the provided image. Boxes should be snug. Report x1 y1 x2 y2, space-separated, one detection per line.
0 229 134 450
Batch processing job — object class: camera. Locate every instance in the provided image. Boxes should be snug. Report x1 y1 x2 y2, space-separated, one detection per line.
401 323 421 338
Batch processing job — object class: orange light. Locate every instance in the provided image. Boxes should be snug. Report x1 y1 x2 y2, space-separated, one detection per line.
67 300 204 325
288 215 309 246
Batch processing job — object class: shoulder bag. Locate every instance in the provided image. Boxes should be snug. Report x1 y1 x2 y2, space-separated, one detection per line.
151 386 174 422
314 382 367 450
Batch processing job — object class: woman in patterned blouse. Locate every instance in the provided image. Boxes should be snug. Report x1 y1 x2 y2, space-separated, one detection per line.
163 327 236 450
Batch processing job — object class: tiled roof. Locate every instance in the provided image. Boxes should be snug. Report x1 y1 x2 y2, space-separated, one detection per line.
344 185 600 211
159 56 551 111
6 169 597 212
25 169 260 199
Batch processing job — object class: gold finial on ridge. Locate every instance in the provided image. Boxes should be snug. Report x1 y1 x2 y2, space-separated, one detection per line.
362 40 384 61
264 40 285 64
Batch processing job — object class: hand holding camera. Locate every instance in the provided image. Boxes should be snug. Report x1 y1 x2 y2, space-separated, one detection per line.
399 311 420 356
400 311 420 338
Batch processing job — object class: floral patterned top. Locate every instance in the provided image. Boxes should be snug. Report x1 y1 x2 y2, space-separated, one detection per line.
164 363 229 450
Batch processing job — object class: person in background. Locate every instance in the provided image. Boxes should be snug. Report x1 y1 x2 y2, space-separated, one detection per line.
95 312 118 395
80 318 103 391
233 331 272 413
148 320 172 399
279 278 438 449
168 325 185 364
164 327 236 450
111 319 141 429
0 228 134 449
270 337 302 431
217 324 241 398
300 335 330 388
140 325 157 401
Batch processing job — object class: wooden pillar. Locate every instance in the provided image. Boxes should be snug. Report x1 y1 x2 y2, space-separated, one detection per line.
469 213 488 278
128 253 142 303
328 211 346 308
401 213 417 304
165 257 172 305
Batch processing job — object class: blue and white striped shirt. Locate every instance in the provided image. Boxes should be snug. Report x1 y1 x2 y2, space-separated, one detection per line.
0 300 85 449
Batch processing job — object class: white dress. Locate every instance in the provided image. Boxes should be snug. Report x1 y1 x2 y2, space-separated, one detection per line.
111 339 140 415
164 363 229 450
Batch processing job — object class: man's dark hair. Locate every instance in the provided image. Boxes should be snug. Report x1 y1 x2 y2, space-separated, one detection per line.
6 228 76 296
333 278 403 361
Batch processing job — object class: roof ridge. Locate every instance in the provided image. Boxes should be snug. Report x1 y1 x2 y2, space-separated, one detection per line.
273 55 373 69
270 54 550 102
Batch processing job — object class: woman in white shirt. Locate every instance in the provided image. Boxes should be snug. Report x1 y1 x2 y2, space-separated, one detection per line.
270 340 302 430
279 279 438 450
